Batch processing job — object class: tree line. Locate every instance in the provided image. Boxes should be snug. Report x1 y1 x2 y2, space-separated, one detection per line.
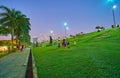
0 6 31 50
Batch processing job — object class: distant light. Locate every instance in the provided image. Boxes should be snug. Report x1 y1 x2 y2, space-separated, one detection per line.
50 30 53 34
0 46 8 51
64 22 68 26
113 5 117 9
0 24 2 27
66 26 69 30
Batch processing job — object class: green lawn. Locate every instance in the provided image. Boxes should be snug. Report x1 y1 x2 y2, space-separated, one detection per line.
33 28 120 78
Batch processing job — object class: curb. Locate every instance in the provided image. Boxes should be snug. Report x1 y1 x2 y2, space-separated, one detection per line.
23 51 30 66
32 50 38 78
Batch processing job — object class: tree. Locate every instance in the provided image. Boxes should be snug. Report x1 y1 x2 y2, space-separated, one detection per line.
96 26 101 32
0 6 31 49
0 6 21 44
96 26 105 32
117 24 119 28
0 24 10 35
19 34 31 47
14 15 31 48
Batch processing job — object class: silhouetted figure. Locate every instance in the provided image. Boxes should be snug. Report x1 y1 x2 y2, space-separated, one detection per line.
49 36 53 46
21 45 24 51
62 39 66 47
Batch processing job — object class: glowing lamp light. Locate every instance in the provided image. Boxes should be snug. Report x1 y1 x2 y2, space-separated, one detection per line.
0 46 8 51
64 22 68 26
113 5 117 9
50 30 53 34
66 26 69 30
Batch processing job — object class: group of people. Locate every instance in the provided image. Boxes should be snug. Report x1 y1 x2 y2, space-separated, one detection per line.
58 39 70 48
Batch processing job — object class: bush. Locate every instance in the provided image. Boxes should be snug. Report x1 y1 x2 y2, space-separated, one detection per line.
117 25 119 28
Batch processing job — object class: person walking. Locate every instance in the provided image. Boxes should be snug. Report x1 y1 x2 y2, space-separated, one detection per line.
21 45 24 52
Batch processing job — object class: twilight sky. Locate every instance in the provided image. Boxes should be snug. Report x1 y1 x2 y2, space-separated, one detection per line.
0 0 120 41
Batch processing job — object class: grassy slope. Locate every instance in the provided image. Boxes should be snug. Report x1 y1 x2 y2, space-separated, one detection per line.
33 28 120 78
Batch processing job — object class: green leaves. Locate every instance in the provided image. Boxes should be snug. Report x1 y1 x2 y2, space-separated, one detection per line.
0 5 31 46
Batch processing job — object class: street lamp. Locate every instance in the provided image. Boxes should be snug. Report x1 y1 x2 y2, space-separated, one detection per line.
50 30 54 34
64 22 68 38
112 5 117 26
66 26 69 37
66 26 69 30
107 0 117 26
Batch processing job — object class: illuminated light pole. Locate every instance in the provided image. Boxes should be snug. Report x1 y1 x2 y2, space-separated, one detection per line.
50 30 54 34
107 0 117 26
64 22 68 38
112 5 117 26
50 30 54 38
66 26 69 37
66 26 69 30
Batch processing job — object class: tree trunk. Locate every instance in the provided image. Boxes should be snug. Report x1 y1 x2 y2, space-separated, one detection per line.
11 28 14 50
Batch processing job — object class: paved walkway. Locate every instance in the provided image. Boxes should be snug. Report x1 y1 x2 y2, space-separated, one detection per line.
0 48 30 78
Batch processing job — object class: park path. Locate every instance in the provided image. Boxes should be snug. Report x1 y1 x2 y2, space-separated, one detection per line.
0 48 30 78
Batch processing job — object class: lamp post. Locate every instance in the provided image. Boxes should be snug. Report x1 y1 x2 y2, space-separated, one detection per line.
112 5 117 26
50 30 54 34
66 26 69 37
64 22 68 38
50 30 54 38
107 0 117 26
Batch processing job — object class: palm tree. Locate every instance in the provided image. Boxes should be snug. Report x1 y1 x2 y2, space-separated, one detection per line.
14 15 31 48
19 34 31 47
0 6 31 49
0 24 10 35
0 6 21 43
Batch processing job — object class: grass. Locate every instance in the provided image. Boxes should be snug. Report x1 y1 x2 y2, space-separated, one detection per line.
33 28 120 78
